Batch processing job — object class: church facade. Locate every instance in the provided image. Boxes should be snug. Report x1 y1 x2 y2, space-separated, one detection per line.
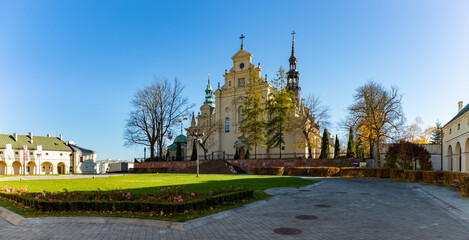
187 36 331 160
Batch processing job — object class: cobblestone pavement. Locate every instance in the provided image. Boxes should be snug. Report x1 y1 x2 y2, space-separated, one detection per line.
2 178 469 240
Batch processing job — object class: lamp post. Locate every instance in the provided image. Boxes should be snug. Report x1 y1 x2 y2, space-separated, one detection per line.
191 132 204 178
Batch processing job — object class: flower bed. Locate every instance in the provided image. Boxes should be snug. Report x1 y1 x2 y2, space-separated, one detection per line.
0 185 253 214
287 167 340 177
251 167 284 175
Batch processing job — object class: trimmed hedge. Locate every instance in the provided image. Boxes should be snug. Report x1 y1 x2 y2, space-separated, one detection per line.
0 190 253 214
287 167 340 177
251 167 284 175
403 170 424 182
129 168 168 173
389 169 404 179
423 171 445 185
340 167 365 178
376 169 390 178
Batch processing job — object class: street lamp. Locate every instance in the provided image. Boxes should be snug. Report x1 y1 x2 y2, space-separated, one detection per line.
191 132 204 177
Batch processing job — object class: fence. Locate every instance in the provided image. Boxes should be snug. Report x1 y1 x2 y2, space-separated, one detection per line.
135 152 322 162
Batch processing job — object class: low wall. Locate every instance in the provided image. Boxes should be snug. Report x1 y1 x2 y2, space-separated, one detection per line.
133 160 210 173
226 159 357 173
134 158 358 173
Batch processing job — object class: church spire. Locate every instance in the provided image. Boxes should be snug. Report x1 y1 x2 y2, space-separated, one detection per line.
286 31 301 106
204 74 215 109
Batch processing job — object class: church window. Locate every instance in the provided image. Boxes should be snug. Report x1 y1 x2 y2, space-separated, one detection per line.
239 78 245 87
225 118 230 132
229 81 231 86
458 123 460 130
450 128 452 134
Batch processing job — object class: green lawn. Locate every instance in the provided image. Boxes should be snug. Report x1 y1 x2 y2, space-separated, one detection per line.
0 174 317 222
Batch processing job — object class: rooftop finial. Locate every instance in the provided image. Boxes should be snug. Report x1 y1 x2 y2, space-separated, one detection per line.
208 72 210 84
240 34 245 50
291 31 296 55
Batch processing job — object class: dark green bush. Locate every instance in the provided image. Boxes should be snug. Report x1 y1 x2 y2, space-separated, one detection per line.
376 169 390 178
0 190 253 214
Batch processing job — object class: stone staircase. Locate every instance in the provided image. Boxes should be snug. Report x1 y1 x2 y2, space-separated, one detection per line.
179 160 246 174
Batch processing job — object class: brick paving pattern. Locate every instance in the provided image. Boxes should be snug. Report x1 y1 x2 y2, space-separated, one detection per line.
1 178 469 239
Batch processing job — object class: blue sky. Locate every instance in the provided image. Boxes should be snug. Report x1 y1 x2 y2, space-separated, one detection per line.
1 0 468 160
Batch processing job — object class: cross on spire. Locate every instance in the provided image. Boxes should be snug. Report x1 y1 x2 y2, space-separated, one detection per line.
291 31 296 55
240 34 245 49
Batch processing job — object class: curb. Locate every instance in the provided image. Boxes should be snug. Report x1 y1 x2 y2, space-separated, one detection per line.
0 182 319 230
410 184 469 228
0 206 25 225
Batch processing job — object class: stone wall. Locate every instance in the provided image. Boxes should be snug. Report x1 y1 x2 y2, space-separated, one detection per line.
133 160 210 173
134 158 357 173
226 159 356 173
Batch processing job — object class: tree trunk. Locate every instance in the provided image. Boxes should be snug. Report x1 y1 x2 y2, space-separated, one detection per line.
255 145 257 159
376 141 381 168
150 142 155 160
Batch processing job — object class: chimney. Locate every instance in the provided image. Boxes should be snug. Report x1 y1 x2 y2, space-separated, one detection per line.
13 133 18 142
59 134 63 141
29 132 33 144
458 101 463 112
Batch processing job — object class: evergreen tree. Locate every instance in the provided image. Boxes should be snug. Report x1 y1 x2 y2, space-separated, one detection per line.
234 148 240 160
334 135 340 158
175 142 182 161
265 66 295 158
190 140 197 160
245 148 251 159
356 139 365 159
431 121 442 144
239 69 267 158
320 129 330 159
346 127 355 158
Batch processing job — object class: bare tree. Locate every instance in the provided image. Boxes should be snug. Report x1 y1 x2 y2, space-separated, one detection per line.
186 117 221 160
124 78 193 160
293 94 331 158
347 81 405 167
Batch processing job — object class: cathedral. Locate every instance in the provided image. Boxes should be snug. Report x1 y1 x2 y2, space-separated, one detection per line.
186 34 330 160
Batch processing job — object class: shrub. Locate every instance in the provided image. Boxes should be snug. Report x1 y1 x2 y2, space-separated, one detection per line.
376 169 390 178
403 170 424 182
251 167 284 175
0 190 254 214
340 167 365 178
422 171 445 185
287 167 340 177
459 175 469 197
389 169 404 179
363 168 378 178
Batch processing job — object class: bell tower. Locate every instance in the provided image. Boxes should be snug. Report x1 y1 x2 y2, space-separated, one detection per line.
286 31 301 105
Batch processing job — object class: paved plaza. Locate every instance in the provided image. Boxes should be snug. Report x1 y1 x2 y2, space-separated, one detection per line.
2 178 469 240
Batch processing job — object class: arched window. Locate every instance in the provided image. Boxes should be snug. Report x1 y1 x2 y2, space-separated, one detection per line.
225 117 230 132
